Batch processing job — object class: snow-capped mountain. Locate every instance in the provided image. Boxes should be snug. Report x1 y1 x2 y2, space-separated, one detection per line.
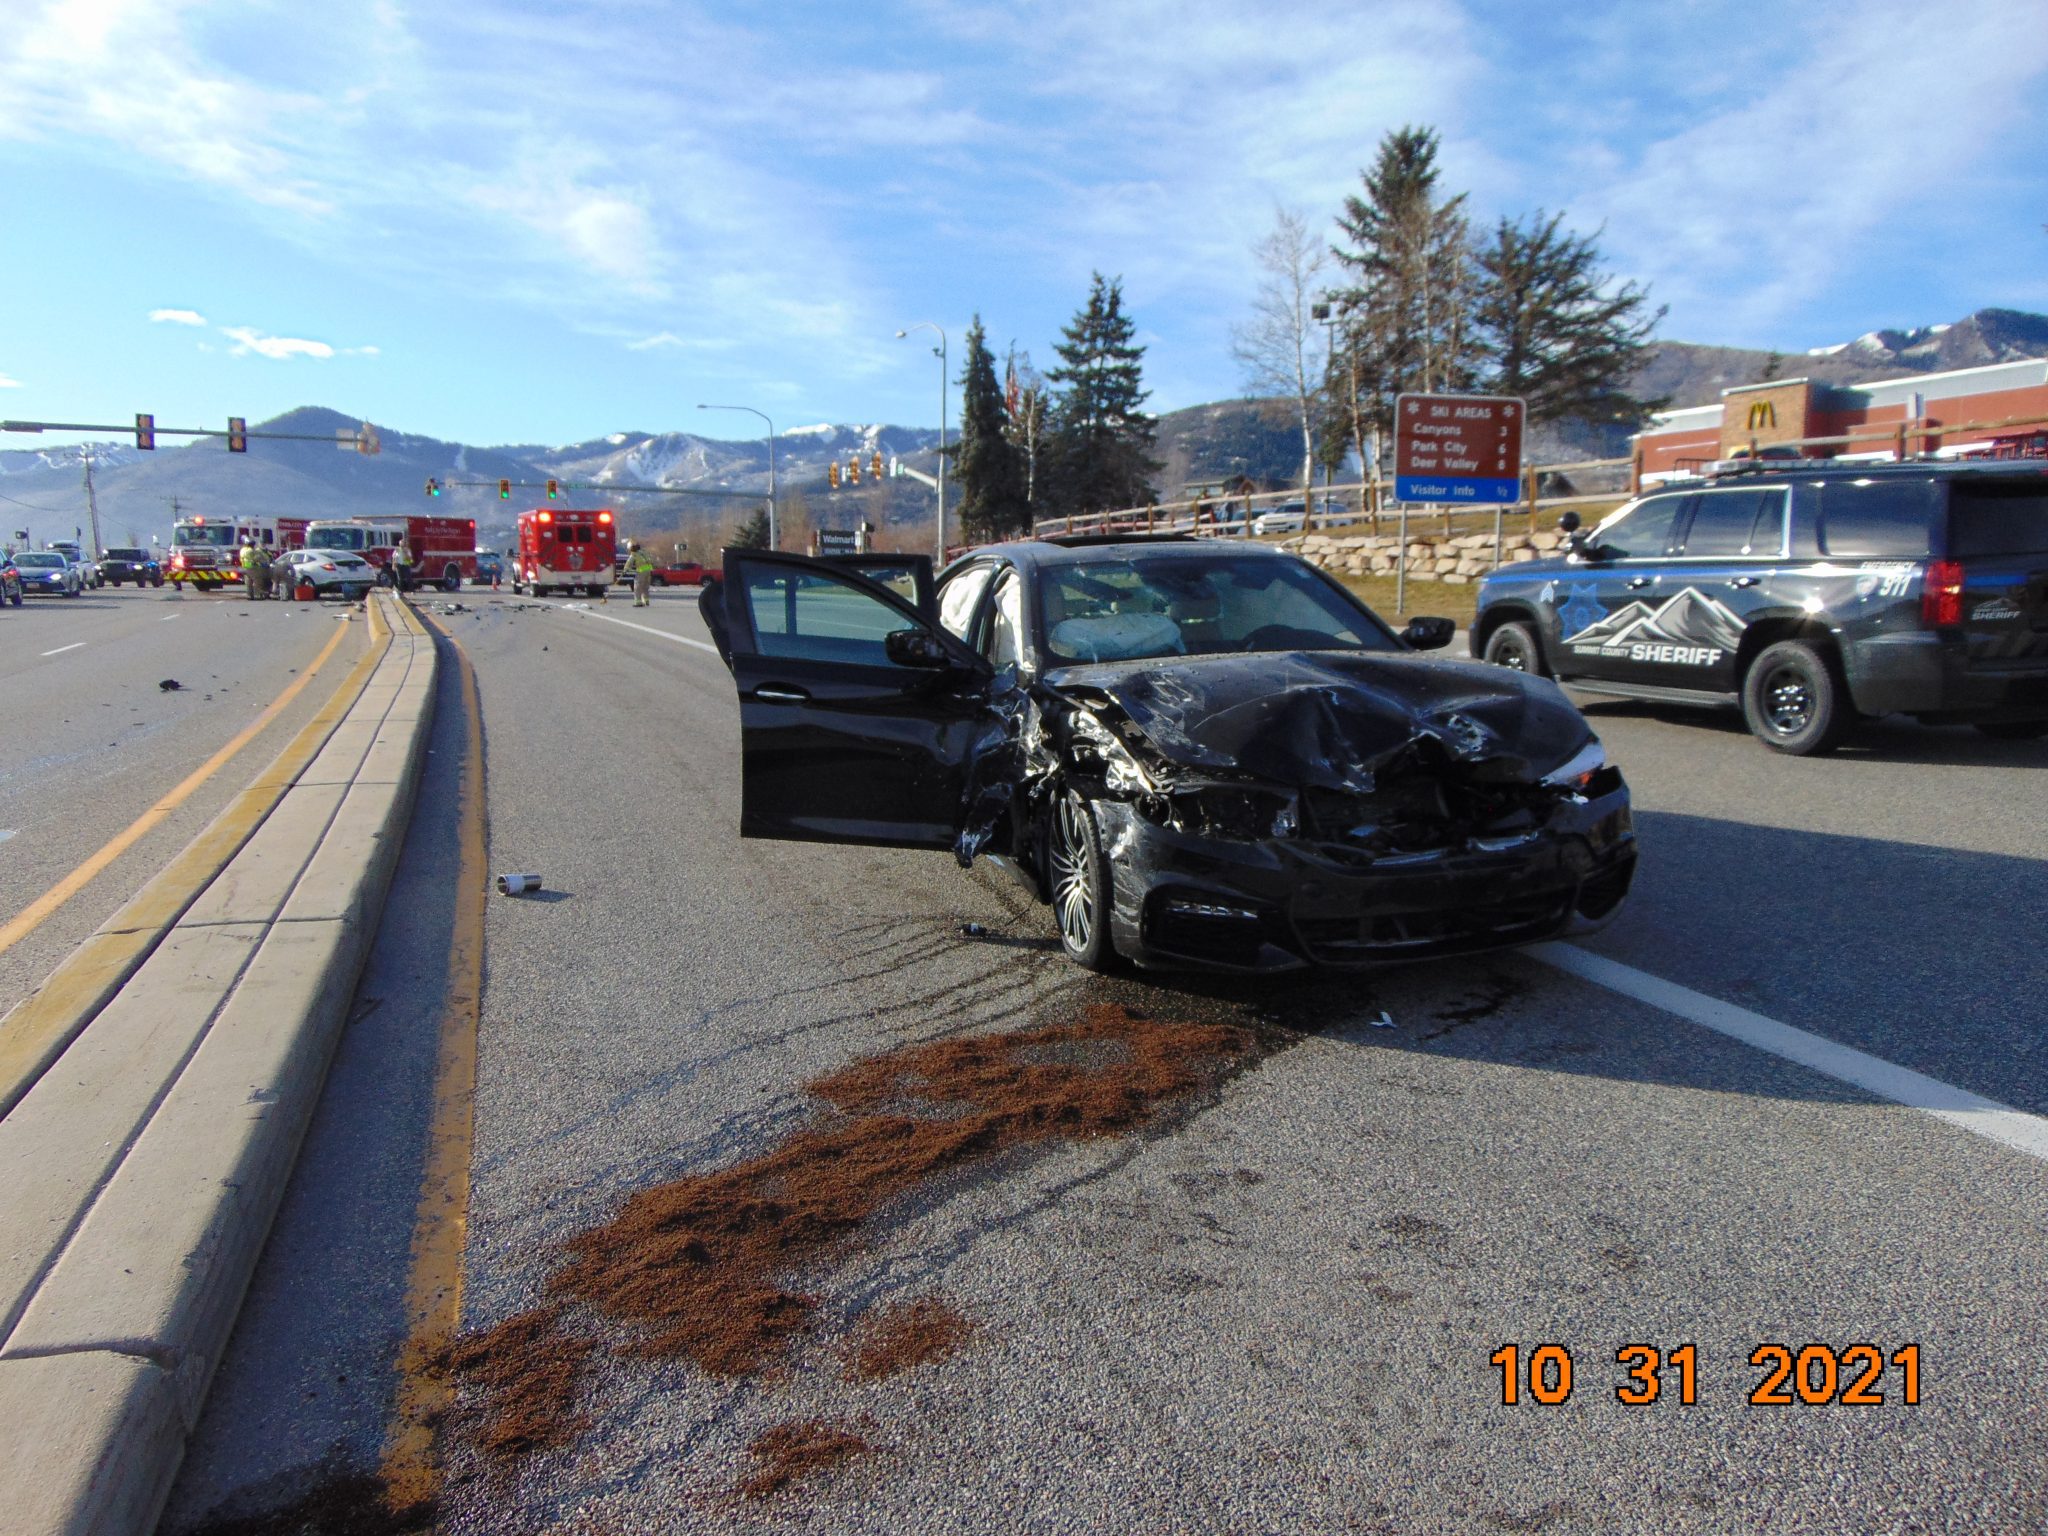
1564 588 1746 652
1801 309 2048 373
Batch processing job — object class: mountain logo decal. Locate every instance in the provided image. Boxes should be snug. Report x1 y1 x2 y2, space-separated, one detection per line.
1563 585 1746 666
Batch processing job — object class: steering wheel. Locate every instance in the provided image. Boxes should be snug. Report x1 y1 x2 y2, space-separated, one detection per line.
1240 624 1326 651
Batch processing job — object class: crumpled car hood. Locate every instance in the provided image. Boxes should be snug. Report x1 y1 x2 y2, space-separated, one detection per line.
1043 651 1592 794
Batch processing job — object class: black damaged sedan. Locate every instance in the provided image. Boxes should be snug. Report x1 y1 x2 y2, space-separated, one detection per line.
701 536 1635 973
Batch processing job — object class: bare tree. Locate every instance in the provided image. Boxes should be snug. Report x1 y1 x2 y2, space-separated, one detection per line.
1231 205 1329 510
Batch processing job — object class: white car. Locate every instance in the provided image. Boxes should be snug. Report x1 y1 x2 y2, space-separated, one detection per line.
278 548 377 599
1252 504 1306 535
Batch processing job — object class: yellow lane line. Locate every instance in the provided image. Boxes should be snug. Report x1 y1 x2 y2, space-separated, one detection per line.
382 605 484 1516
0 606 389 1119
0 616 356 959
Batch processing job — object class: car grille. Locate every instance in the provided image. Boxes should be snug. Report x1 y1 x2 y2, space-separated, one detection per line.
1293 892 1575 963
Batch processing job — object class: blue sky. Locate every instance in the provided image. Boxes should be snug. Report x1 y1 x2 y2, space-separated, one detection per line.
3 0 2046 451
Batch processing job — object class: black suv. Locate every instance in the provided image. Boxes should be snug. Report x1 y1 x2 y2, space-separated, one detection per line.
98 547 163 587
1472 462 2048 754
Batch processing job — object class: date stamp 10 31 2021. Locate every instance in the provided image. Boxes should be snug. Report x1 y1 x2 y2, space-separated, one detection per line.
1491 1343 1922 1408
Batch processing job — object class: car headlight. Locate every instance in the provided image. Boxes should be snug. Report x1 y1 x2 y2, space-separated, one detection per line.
1541 739 1619 798
1165 785 1299 841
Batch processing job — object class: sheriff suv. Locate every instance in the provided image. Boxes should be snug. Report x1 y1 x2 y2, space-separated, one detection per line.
1471 461 2048 755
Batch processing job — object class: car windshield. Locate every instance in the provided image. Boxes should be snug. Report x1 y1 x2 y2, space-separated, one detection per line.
106 548 146 560
1037 553 1395 663
175 525 236 547
18 553 62 568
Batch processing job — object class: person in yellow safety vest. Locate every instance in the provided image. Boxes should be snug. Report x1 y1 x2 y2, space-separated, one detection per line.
628 541 655 607
238 537 258 599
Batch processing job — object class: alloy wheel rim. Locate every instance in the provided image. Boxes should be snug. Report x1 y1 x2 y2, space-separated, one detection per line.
1497 636 1529 671
1050 798 1095 953
1763 666 1814 734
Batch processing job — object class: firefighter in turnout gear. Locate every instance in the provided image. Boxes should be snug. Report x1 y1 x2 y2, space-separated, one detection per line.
238 537 258 599
251 541 274 600
627 542 655 607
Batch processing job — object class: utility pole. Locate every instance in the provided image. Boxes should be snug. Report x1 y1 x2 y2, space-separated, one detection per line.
81 451 104 558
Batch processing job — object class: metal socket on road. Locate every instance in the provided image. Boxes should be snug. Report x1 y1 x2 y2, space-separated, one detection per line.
497 872 542 896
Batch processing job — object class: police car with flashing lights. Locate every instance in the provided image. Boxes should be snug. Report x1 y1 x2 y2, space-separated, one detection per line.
1470 460 2048 755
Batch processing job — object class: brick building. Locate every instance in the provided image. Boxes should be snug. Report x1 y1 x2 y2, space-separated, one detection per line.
1634 356 2048 484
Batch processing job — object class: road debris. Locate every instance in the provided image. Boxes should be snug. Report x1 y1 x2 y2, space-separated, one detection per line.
957 921 990 938
496 873 542 895
1367 1010 1396 1030
158 679 182 691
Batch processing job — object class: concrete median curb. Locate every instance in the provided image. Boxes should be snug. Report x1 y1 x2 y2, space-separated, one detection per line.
0 594 439 1535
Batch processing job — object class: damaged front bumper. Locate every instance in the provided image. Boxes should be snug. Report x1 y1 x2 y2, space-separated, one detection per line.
1092 781 1636 973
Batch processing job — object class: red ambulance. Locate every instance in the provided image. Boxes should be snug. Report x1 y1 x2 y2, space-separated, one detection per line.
303 515 478 591
513 507 616 597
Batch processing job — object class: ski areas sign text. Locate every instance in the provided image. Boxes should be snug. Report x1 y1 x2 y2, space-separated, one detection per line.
1393 393 1525 504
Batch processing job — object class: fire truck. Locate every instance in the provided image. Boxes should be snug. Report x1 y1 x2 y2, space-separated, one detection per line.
303 515 478 591
166 515 309 590
512 507 616 596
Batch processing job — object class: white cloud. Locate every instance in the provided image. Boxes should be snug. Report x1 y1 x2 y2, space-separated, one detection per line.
627 332 685 351
342 345 380 357
149 307 207 326
0 372 22 388
220 326 335 360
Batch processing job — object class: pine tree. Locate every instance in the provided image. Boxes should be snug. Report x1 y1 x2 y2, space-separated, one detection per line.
731 508 770 549
1045 273 1161 516
954 316 1030 543
1470 211 1664 424
1328 126 1475 482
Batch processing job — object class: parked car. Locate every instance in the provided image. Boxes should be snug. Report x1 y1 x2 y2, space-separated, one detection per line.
473 550 505 586
278 548 378 600
0 557 22 606
98 547 164 587
700 535 1635 973
46 541 101 588
14 551 83 597
1472 460 2048 754
1253 503 1306 535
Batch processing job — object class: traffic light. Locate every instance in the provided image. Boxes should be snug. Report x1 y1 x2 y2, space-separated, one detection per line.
227 416 247 453
546 479 559 499
847 455 862 484
498 478 511 499
426 478 441 497
869 451 883 480
135 413 155 451
828 462 841 489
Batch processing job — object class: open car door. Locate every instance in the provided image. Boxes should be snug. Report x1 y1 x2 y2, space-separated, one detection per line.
817 552 936 622
721 551 993 848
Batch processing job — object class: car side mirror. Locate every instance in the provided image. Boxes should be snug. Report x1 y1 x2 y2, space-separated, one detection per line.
1402 616 1456 651
885 627 954 669
1556 511 1581 534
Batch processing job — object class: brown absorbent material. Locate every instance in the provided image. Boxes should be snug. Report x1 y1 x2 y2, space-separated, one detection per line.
447 1002 1254 1460
737 1420 874 1499
845 1296 975 1381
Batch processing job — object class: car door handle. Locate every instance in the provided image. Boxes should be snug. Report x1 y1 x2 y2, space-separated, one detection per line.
1729 575 1760 589
1626 576 1652 590
752 683 811 704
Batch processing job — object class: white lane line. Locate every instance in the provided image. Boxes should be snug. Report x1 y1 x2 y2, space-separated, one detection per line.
553 603 719 654
1530 942 2048 1165
0 830 14 845
159 614 181 622
40 642 85 656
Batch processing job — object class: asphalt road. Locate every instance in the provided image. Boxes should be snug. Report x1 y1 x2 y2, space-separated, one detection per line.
166 586 2048 1534
0 584 361 1001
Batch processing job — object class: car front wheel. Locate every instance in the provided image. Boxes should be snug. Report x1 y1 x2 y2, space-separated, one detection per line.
1742 640 1853 756
1047 789 1117 971
1482 620 1548 676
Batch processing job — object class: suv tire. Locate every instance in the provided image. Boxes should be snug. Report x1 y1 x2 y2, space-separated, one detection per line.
1482 620 1549 676
1742 640 1853 756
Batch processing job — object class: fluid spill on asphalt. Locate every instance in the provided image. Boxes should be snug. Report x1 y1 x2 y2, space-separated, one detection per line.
434 1001 1274 1497
181 1470 432 1536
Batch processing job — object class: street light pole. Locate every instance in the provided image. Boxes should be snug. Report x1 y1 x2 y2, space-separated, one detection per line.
896 322 947 563
696 403 777 551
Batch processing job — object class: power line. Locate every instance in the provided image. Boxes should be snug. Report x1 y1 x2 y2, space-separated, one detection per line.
0 488 77 512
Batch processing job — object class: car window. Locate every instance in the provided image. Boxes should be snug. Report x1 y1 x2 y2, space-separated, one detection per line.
986 571 1024 668
1037 554 1393 663
1947 482 2048 558
1590 493 1688 559
1682 489 1784 556
742 563 920 665
1819 479 1936 557
937 564 995 641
